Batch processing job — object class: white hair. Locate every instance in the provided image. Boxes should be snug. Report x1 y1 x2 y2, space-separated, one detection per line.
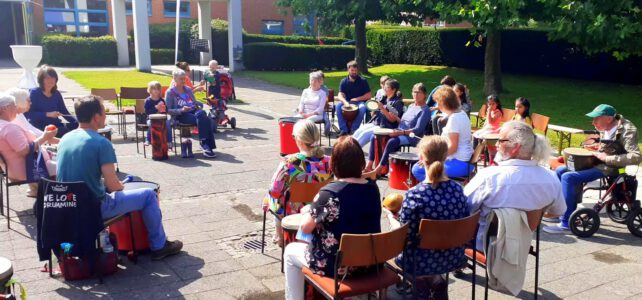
0 93 16 109
502 121 552 164
208 60 218 67
172 68 186 79
5 88 30 110
309 71 323 83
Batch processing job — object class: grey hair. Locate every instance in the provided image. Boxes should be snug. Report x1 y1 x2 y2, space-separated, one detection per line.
5 88 30 110
172 68 186 79
0 93 16 108
293 119 323 158
208 60 218 67
309 71 323 83
502 121 552 164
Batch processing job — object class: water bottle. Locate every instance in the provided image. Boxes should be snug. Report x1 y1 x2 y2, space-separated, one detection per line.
99 230 114 253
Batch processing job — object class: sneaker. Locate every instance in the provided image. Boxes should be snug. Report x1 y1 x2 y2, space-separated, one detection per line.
144 141 150 146
542 216 560 223
203 149 217 158
151 240 183 260
543 223 570 234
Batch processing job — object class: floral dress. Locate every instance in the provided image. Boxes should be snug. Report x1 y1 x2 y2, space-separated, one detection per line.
395 180 469 275
307 180 381 277
263 153 332 216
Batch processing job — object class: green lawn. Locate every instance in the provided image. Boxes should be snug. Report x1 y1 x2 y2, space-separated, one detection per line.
239 64 642 149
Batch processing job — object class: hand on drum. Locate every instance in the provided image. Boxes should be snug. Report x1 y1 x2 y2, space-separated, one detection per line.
377 101 384 110
592 151 607 162
181 106 193 113
46 111 62 118
390 130 405 137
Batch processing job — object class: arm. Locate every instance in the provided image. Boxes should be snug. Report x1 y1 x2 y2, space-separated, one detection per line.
354 91 372 102
410 108 432 136
165 90 182 116
24 91 48 120
144 99 156 115
268 160 289 201
303 189 332 234
300 213 316 234
101 163 124 192
313 90 327 117
297 91 306 114
447 132 460 155
604 124 642 167
464 176 490 213
55 93 77 124
381 104 400 123
545 183 567 217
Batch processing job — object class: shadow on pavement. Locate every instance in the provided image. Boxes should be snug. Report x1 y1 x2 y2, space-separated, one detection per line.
216 127 268 142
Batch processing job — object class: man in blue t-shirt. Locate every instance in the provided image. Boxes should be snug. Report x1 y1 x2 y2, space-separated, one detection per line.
57 96 182 260
336 60 371 135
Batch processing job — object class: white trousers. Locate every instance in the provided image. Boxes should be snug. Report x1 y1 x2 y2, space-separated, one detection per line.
284 242 309 300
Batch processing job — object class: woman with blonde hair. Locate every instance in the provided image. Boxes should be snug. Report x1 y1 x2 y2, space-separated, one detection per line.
394 135 469 297
263 119 332 246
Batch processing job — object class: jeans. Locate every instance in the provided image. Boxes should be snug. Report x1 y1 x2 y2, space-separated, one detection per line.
336 101 366 133
284 242 308 300
556 166 605 227
175 110 216 150
352 123 378 147
146 119 173 143
369 135 413 167
101 188 167 251
411 158 472 181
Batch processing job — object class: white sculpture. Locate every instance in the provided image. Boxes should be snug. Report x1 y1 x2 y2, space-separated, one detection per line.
10 45 43 89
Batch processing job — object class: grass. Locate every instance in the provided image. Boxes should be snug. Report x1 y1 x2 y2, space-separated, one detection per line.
239 64 642 149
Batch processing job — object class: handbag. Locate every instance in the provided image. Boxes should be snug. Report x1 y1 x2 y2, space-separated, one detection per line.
25 142 49 183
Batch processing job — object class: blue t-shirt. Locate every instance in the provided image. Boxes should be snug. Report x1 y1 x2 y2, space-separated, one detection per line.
339 76 370 101
56 129 117 199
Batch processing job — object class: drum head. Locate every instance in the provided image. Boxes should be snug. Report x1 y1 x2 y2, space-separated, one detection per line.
282 213 304 230
149 114 167 120
279 117 302 124
98 126 113 133
563 147 593 156
390 151 419 161
123 181 160 192
0 257 13 284
374 128 394 136
366 100 379 111
342 104 357 112
483 133 500 140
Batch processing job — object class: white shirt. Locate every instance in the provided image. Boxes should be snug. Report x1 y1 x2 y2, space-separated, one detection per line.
298 88 327 117
13 113 42 139
464 159 566 247
442 110 473 161
602 125 618 141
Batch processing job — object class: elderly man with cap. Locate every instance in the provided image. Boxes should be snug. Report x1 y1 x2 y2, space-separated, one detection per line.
544 104 641 234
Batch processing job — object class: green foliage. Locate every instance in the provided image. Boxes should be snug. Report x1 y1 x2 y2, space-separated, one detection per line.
151 48 181 65
41 34 117 66
244 34 348 45
143 20 198 63
243 42 356 70
367 27 443 66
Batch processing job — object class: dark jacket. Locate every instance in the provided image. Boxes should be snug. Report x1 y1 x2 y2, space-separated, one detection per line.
597 115 641 175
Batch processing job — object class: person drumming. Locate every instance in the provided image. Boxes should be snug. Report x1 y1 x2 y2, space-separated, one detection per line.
56 95 183 260
352 79 404 146
335 60 371 135
544 104 641 234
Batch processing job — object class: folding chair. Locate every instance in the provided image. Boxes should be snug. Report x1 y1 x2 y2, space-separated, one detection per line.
261 180 331 271
501 108 516 123
464 209 544 299
133 99 149 158
451 141 485 184
531 113 550 135
91 88 124 137
303 224 409 299
119 87 149 139
0 155 30 229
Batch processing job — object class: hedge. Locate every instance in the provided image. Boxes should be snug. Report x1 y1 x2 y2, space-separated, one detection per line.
41 34 117 66
244 34 348 45
137 20 197 64
151 48 181 65
366 27 642 84
243 42 355 70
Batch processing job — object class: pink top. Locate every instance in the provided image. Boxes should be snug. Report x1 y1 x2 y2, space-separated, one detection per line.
484 108 503 132
0 119 34 181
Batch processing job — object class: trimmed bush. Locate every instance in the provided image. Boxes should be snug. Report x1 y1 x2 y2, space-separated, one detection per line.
367 27 443 66
151 48 181 64
41 34 117 66
139 20 197 63
244 34 348 45
243 42 355 71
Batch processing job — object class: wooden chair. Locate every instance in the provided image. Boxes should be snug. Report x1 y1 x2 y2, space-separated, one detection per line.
451 141 486 184
501 108 515 123
91 88 124 136
470 104 487 129
464 209 544 299
531 113 550 135
0 155 30 229
412 211 481 298
119 87 149 139
133 99 149 158
261 180 332 271
303 223 409 300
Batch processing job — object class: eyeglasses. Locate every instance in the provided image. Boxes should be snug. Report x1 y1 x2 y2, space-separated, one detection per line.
497 139 511 144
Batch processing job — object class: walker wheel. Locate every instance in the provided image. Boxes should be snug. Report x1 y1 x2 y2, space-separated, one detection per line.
230 117 236 129
626 206 642 237
606 200 632 224
570 208 600 238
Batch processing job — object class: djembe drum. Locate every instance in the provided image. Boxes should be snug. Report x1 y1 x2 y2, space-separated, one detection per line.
373 128 394 175
108 181 160 252
149 114 168 161
342 104 358 133
563 147 599 171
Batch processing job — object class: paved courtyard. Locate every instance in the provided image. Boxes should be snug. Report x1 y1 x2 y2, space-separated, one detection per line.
1 65 642 299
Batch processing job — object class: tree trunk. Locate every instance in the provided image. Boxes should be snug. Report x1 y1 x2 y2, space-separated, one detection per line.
354 17 368 74
483 29 502 96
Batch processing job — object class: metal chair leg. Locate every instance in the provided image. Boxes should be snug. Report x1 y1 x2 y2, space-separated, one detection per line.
6 181 10 229
261 211 266 254
142 129 146 158
534 226 540 299
135 127 140 154
0 175 4 216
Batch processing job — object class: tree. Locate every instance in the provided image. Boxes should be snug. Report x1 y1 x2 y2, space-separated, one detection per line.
276 0 385 73
545 0 642 60
432 0 548 96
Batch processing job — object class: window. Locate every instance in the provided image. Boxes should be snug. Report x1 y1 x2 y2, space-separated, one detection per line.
44 0 109 37
126 0 152 16
163 1 190 18
293 16 314 36
261 20 284 35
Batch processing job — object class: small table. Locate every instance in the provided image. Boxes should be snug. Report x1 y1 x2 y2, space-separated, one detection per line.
548 124 584 155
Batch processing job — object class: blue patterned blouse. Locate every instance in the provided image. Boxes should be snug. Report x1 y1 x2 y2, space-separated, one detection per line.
395 180 469 275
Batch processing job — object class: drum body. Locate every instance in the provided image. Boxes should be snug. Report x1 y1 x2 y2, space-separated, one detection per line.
563 147 598 171
149 114 168 161
373 128 393 175
365 100 379 112
389 152 419 190
279 117 301 156
108 181 160 252
342 104 358 131
281 213 303 247
98 126 113 141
